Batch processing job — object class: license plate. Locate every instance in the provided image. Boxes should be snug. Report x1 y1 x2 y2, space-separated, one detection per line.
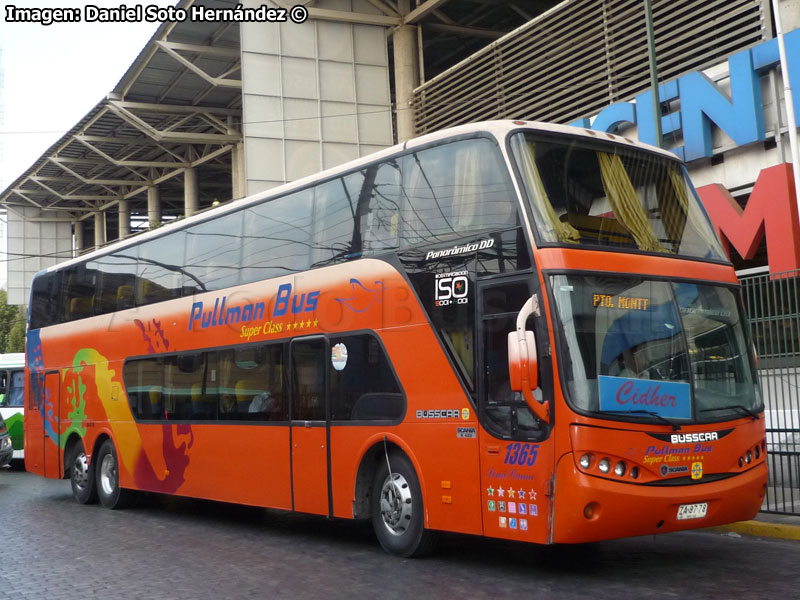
677 502 708 520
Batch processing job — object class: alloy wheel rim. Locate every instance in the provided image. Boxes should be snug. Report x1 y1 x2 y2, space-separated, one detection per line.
100 453 117 496
379 472 413 536
72 452 90 490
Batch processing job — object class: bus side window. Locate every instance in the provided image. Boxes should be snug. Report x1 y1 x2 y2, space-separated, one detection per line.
311 173 365 267
7 371 24 407
240 190 313 285
62 264 97 321
218 345 286 421
400 138 519 247
184 211 243 294
329 334 404 421
123 358 164 420
136 232 186 306
0 370 8 402
30 271 62 329
93 251 138 315
291 340 326 421
362 161 402 253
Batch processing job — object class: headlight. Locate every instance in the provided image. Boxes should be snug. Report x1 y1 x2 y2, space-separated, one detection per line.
579 454 592 469
614 461 626 477
598 458 610 473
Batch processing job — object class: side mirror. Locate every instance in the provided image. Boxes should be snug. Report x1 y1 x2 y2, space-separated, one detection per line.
507 295 549 424
508 329 538 391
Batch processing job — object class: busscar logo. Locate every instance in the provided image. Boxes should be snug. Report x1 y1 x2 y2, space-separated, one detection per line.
417 409 460 419
671 432 718 444
648 429 733 444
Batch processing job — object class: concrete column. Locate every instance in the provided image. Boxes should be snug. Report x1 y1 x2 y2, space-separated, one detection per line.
232 141 246 199
780 0 800 31
184 167 199 217
118 199 130 238
94 211 106 248
74 220 84 256
393 1 420 143
147 186 161 229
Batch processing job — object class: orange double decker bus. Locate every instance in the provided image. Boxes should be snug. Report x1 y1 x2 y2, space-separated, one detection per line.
25 121 766 556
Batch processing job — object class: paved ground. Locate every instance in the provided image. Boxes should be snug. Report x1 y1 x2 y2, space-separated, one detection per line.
2 468 800 600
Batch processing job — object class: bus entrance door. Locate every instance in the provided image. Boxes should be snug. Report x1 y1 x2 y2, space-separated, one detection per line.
478 281 553 543
289 337 331 516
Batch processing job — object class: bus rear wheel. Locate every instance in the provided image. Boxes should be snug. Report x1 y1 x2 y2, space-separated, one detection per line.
370 451 436 557
95 439 133 509
68 440 97 505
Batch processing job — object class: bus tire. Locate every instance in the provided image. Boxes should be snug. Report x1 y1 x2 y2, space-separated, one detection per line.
370 451 436 557
95 439 132 509
68 440 97 505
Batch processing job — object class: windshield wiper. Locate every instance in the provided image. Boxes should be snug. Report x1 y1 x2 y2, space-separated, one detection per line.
601 410 682 431
699 405 759 420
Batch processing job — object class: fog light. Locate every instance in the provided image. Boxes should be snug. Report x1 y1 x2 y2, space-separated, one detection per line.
579 454 592 469
584 502 599 519
630 466 639 479
614 461 626 477
746 450 753 464
598 458 610 473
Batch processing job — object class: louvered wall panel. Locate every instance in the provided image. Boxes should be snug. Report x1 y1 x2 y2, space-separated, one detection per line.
412 0 767 134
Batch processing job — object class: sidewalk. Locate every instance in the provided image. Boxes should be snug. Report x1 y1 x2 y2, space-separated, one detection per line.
711 513 800 541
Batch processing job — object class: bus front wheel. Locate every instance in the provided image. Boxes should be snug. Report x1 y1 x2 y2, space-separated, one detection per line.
370 451 436 557
68 440 97 505
95 439 132 509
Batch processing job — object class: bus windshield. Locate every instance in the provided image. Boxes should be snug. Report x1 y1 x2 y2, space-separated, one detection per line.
510 132 726 260
551 275 762 424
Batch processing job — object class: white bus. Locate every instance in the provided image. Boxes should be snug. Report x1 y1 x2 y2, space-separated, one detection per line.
0 353 26 460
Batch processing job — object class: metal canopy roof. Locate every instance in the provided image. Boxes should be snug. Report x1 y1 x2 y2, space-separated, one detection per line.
0 0 242 236
0 0 543 240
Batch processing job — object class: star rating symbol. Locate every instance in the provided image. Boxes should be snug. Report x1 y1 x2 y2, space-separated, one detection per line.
518 489 526 500
497 487 505 497
298 321 305 329
306 319 312 328
487 485 494 497
508 488 516 499
529 490 537 500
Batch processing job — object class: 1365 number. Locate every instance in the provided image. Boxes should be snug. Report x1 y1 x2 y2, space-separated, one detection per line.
504 442 539 466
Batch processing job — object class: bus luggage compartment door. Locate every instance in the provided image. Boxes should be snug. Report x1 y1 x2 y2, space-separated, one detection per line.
290 337 330 516
26 371 61 478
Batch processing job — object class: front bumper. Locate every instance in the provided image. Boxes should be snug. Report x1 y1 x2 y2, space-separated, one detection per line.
552 453 767 543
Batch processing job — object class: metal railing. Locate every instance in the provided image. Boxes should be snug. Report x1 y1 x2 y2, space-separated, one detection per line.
741 270 800 515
